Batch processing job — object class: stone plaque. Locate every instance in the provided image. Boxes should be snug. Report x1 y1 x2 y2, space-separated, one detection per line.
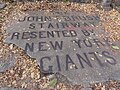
5 10 120 85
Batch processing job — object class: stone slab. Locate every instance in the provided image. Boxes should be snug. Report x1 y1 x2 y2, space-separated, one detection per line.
0 51 16 72
5 10 120 85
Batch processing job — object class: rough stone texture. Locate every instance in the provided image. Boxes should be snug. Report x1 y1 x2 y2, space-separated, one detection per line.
101 0 112 6
5 10 120 85
101 0 113 10
0 51 16 72
81 88 92 90
69 0 91 3
115 0 120 6
0 3 6 9
0 87 27 90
